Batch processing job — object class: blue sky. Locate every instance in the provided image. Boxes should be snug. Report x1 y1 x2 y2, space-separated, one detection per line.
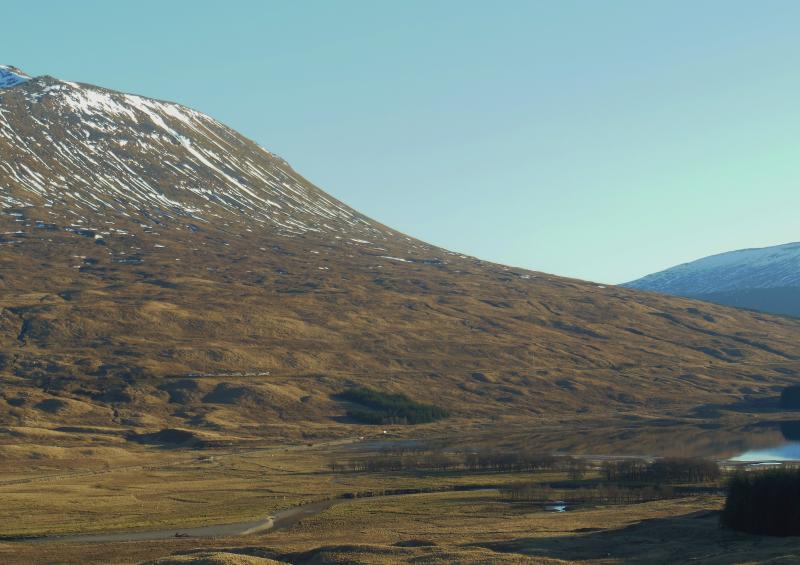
4 0 800 283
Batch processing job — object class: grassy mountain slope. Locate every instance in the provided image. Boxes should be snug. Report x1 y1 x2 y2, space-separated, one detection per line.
1 73 799 443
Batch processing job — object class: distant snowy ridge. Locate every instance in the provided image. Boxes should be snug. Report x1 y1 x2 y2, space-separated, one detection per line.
625 242 800 295
0 65 30 88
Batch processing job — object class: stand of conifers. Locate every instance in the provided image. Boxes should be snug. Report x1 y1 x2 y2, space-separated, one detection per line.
721 468 800 536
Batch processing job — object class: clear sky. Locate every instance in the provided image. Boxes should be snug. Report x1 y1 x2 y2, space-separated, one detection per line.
4 1 800 283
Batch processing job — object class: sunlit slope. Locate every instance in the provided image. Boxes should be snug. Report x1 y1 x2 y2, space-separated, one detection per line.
1 69 799 438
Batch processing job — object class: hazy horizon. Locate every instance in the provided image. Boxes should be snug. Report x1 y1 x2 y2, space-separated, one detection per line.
5 0 800 284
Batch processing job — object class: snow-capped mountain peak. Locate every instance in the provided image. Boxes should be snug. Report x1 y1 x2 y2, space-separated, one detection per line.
624 242 800 317
626 242 800 295
0 65 30 88
0 70 391 241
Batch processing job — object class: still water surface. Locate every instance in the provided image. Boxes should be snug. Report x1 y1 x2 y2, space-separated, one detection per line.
730 442 800 462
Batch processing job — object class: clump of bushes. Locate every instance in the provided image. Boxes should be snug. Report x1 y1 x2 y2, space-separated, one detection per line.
780 385 800 409
339 386 449 425
721 468 800 536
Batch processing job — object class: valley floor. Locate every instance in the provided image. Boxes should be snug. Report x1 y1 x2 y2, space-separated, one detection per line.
2 426 800 565
5 488 800 564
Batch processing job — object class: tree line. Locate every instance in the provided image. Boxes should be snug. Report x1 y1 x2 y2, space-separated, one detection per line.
601 457 720 484
329 449 575 474
501 482 678 505
329 450 720 486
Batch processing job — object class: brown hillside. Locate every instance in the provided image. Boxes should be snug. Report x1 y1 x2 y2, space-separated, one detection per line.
1 72 799 441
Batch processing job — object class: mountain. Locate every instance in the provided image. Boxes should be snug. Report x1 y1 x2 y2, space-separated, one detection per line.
2 67 800 441
625 243 800 318
0 65 29 88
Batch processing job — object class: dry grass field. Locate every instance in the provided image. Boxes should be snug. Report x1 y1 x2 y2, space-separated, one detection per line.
5 475 800 564
3 381 800 563
1 430 799 564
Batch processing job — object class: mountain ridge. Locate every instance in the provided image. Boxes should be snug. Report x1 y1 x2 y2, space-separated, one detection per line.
625 241 800 317
0 65 29 88
1 67 800 441
0 72 394 242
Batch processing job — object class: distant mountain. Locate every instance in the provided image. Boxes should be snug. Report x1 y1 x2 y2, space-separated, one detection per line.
2 66 800 440
0 65 30 88
625 243 800 317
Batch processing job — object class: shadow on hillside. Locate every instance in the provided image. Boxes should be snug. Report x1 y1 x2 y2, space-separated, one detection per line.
478 510 800 564
125 428 207 449
691 396 781 418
